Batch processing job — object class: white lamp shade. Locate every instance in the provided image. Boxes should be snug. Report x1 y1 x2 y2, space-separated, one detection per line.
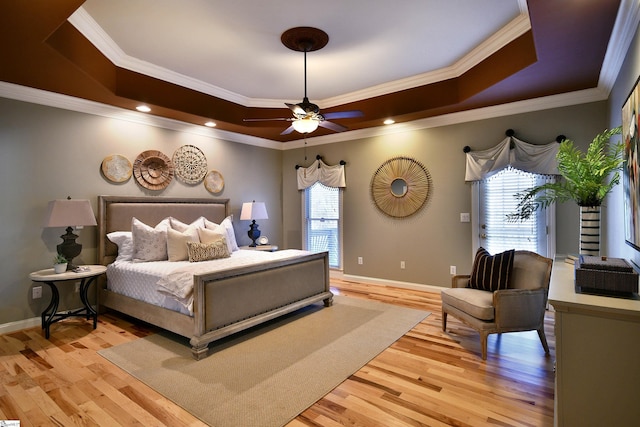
292 118 319 134
43 199 97 228
240 201 268 220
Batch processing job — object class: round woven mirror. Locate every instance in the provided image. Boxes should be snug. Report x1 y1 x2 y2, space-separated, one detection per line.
371 156 432 218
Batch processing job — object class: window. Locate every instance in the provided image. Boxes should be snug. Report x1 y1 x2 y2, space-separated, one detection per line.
475 167 555 257
303 182 342 268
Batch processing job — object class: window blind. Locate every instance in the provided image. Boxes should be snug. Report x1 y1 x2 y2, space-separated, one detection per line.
482 167 551 254
305 182 341 268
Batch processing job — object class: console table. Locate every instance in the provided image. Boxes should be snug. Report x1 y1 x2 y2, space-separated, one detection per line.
548 259 640 426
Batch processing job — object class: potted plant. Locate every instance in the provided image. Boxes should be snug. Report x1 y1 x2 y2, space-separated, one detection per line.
507 126 623 255
53 253 68 273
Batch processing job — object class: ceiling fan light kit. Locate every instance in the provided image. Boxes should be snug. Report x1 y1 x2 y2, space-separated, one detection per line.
243 27 363 137
292 118 319 134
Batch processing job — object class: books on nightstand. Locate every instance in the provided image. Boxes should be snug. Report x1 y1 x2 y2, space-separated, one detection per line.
564 254 578 265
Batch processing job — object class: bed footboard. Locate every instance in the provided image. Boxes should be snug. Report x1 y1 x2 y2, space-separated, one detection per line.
189 251 332 360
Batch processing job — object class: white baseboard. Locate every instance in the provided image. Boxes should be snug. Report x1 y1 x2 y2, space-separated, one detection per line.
332 270 445 294
0 305 88 335
0 317 42 335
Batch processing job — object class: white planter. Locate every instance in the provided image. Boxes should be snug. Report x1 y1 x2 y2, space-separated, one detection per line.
580 206 600 256
54 263 67 274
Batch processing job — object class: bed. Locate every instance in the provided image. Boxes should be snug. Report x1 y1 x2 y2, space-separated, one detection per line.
97 195 333 360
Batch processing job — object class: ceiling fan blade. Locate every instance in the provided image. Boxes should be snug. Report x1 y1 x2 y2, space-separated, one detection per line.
322 110 364 120
243 118 290 122
280 125 296 135
319 120 348 133
286 102 306 116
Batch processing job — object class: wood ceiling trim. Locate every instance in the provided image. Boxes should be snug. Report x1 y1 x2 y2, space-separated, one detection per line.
0 1 622 142
46 21 117 93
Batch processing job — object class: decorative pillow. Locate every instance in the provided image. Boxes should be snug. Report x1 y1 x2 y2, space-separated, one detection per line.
169 216 205 232
187 240 231 262
197 227 227 245
220 216 239 251
106 231 133 262
131 217 170 262
204 216 237 252
203 218 218 229
469 247 515 291
167 227 199 262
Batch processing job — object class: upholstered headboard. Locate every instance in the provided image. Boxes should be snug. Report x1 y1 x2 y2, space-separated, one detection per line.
97 195 230 266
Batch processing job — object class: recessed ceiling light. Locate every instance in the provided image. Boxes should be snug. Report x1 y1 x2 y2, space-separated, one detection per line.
136 105 151 113
204 121 216 127
383 119 395 125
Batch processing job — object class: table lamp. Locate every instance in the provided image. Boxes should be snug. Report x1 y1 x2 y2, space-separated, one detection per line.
240 201 268 247
43 197 97 270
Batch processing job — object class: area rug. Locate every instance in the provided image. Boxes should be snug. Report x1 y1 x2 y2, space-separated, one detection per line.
98 295 429 427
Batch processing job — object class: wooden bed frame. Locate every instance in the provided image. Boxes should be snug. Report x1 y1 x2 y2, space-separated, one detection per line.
97 195 333 360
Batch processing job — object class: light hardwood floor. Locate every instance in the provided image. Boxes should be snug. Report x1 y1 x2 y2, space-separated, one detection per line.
0 278 555 426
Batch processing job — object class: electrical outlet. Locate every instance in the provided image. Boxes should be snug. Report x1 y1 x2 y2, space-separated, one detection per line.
357 256 363 265
460 213 470 222
450 265 457 275
32 286 42 299
400 261 405 269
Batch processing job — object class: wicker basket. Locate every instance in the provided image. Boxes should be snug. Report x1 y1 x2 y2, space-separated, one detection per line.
575 256 638 294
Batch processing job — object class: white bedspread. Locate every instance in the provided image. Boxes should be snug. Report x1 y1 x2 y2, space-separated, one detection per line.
107 249 311 315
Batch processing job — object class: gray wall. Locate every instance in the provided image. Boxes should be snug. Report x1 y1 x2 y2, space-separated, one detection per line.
0 98 281 325
283 102 607 287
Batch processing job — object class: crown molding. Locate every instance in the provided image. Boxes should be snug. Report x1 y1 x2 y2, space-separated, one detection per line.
285 88 609 149
0 81 279 149
598 0 640 94
0 81 609 151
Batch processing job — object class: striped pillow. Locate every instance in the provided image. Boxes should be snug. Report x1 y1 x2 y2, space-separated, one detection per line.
469 247 515 291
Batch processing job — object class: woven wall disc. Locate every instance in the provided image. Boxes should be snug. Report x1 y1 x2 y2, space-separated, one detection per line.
101 154 132 183
204 170 225 193
133 150 174 190
173 145 207 184
371 156 432 218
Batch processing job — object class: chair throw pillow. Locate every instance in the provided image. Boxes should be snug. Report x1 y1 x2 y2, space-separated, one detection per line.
469 247 515 291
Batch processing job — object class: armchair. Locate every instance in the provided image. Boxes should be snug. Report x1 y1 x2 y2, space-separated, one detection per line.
441 250 553 360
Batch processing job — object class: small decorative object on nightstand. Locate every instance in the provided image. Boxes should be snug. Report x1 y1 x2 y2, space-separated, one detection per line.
53 253 68 274
29 265 106 339
240 200 268 247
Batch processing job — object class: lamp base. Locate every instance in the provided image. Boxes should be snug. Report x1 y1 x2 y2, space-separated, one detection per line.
247 220 261 247
57 226 82 270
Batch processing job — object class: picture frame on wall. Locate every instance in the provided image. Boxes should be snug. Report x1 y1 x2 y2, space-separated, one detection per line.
623 75 640 251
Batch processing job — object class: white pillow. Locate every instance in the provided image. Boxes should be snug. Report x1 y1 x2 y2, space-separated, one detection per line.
106 231 133 262
131 217 170 262
170 216 206 232
203 218 218 229
198 227 226 244
167 227 199 261
204 218 235 253
220 216 239 251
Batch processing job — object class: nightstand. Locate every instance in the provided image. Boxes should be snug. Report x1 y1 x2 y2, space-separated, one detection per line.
29 265 106 338
240 245 279 252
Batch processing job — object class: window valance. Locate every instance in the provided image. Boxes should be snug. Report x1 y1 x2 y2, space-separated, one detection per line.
296 158 346 189
465 136 559 181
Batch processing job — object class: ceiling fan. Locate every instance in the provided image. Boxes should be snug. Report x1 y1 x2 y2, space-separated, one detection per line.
243 27 363 136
